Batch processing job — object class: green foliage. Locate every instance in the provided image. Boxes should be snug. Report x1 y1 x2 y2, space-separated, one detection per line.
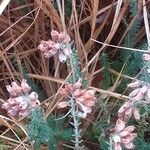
27 108 51 149
110 0 142 94
67 48 82 83
0 140 7 150
100 53 112 89
54 0 72 18
27 108 73 150
21 65 46 101
129 0 138 17
138 41 150 82
134 137 150 150
47 115 73 150
67 48 88 87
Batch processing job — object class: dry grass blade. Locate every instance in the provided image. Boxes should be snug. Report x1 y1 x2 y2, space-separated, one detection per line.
143 0 150 48
0 0 150 149
0 0 11 15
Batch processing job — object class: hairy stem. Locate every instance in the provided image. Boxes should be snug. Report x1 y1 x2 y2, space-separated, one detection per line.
70 97 81 149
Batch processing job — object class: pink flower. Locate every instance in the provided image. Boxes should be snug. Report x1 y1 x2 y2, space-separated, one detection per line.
118 102 140 120
21 79 31 93
1 80 40 118
30 99 40 108
19 108 29 117
129 88 140 98
127 81 141 88
29 92 38 101
38 30 71 63
113 119 136 150
76 101 92 118
143 53 150 61
58 81 96 118
57 101 68 108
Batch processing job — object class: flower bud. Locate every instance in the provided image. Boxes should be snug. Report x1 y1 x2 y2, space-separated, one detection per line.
127 81 141 88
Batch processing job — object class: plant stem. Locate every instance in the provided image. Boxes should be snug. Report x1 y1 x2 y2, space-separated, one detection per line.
70 97 81 149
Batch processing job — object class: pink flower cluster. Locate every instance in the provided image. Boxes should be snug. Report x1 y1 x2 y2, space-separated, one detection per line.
111 50 150 149
2 80 40 117
38 30 71 63
118 101 140 121
57 81 96 118
143 53 150 73
112 119 136 150
117 80 150 122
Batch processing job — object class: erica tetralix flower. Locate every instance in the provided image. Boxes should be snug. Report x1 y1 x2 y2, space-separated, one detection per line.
1 80 40 117
118 101 140 120
143 53 150 61
57 81 96 118
38 30 71 63
112 119 137 150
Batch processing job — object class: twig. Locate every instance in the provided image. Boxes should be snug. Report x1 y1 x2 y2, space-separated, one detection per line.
143 0 150 50
91 38 149 53
0 0 11 15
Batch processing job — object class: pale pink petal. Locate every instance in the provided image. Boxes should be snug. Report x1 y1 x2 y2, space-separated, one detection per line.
62 34 71 43
76 96 85 102
29 92 38 100
147 68 150 74
115 119 125 132
60 89 68 97
113 135 121 143
2 102 10 110
124 142 135 149
143 53 150 61
6 85 17 96
77 111 87 118
62 48 70 57
12 105 20 111
19 109 29 117
21 79 31 93
133 108 140 120
87 90 95 95
121 135 132 144
119 131 129 137
7 98 16 105
8 109 17 117
118 102 131 116
124 126 135 133
15 96 24 104
146 88 150 101
74 80 82 89
59 32 70 43
73 89 83 97
140 85 148 94
127 81 141 88
114 143 122 150
83 99 95 107
57 101 68 108
78 102 92 114
6 85 13 93
65 83 73 92
30 99 40 108
132 92 144 101
58 32 66 42
77 101 92 118
51 30 59 42
129 88 140 98
11 82 22 94
19 102 28 110
124 107 133 119
58 52 67 63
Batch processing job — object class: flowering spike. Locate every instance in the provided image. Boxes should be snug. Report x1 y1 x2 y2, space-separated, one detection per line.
2 80 40 117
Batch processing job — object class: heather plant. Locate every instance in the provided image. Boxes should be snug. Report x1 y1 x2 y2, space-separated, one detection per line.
1 0 150 150
38 30 96 149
